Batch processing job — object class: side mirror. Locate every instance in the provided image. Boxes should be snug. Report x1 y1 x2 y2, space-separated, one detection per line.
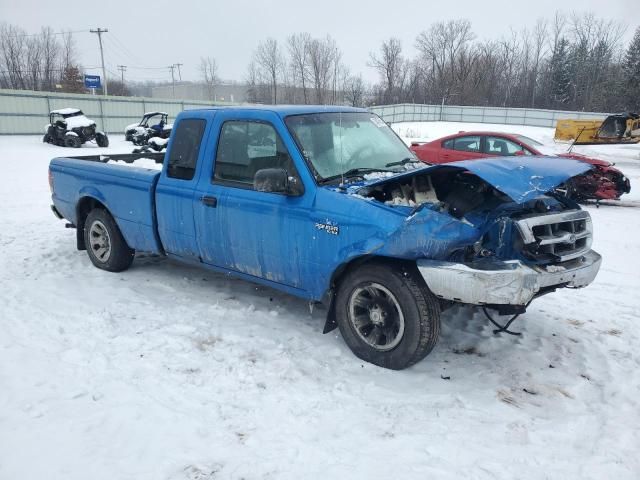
254 168 297 195
514 150 525 156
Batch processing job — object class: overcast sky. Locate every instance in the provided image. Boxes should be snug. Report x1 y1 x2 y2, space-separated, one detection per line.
1 0 638 85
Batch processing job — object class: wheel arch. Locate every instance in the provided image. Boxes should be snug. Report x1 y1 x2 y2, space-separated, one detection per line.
322 254 421 334
75 195 109 250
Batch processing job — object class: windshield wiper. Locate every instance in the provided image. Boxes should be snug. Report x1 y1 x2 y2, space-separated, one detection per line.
319 167 394 184
385 157 421 168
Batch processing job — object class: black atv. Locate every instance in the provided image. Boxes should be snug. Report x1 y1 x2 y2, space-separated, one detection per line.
43 108 109 148
124 112 172 144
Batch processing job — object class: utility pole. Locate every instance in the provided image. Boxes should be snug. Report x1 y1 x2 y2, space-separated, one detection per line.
117 65 126 84
175 63 183 82
90 28 109 95
168 65 176 98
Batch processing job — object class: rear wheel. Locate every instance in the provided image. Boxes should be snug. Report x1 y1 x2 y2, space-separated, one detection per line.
335 262 440 370
84 208 134 272
64 134 81 148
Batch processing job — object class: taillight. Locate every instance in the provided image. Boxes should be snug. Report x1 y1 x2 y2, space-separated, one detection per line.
48 169 54 193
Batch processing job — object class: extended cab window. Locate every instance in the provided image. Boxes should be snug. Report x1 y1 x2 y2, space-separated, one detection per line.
213 120 299 187
452 136 480 153
167 119 206 180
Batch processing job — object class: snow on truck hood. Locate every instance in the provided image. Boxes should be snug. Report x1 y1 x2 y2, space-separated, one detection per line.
349 156 592 204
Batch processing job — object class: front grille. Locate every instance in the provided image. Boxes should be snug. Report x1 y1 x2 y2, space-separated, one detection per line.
515 210 592 262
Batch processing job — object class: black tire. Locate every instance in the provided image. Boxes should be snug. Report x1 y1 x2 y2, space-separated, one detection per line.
64 134 81 148
83 208 134 272
335 262 440 370
96 132 109 147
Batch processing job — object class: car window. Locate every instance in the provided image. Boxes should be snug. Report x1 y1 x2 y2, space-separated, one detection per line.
514 134 543 147
166 118 206 180
484 136 531 156
213 120 299 188
453 136 481 153
442 138 455 149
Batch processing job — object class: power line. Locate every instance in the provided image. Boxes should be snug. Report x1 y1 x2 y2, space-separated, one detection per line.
117 65 127 83
175 63 183 81
5 29 91 38
90 28 108 95
103 36 141 71
109 33 145 66
126 66 171 70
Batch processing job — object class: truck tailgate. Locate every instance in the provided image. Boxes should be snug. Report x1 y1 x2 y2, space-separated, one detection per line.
50 157 163 254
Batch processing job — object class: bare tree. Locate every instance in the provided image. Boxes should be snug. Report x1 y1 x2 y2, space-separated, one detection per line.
308 36 338 104
25 35 42 90
60 31 76 75
415 19 475 100
528 19 548 107
287 33 311 104
254 38 283 104
344 74 365 107
40 27 59 91
369 38 406 103
200 56 219 101
0 24 27 89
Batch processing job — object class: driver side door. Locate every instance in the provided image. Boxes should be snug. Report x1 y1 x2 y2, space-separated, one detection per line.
193 111 311 290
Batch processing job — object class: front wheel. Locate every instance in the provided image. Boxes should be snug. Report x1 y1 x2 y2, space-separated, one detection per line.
335 262 440 370
64 134 81 148
96 132 109 147
84 208 134 272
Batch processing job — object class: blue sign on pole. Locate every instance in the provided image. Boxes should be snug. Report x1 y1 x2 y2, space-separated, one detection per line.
84 74 101 89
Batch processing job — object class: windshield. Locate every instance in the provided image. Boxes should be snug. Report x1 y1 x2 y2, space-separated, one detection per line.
285 112 414 182
515 134 543 147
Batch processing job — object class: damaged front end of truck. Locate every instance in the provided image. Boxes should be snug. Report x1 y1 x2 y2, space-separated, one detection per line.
343 157 602 320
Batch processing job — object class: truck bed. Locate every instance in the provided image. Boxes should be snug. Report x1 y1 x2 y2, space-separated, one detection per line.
49 153 165 254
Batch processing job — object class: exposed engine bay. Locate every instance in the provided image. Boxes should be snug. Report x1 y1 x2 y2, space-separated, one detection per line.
357 168 515 219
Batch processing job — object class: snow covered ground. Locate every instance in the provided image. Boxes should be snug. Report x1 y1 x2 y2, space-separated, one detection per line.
0 125 639 480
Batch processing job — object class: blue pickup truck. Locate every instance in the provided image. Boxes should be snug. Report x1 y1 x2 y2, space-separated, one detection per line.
49 106 602 369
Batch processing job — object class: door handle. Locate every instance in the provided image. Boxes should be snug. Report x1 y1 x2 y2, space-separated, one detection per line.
201 195 217 208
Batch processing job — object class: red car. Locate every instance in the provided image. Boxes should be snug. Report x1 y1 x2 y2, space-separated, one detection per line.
410 131 631 201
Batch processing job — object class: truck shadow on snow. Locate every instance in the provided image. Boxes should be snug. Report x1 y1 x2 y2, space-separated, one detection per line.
128 254 553 374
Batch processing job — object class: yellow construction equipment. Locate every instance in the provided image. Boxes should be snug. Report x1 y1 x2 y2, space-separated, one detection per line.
554 113 640 145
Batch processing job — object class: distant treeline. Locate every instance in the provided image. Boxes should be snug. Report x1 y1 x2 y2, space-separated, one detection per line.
0 24 129 95
245 13 640 112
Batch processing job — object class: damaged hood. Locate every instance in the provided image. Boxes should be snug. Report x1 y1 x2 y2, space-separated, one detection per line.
353 157 593 204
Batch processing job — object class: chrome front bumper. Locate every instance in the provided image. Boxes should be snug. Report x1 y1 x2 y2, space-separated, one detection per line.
417 250 601 306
